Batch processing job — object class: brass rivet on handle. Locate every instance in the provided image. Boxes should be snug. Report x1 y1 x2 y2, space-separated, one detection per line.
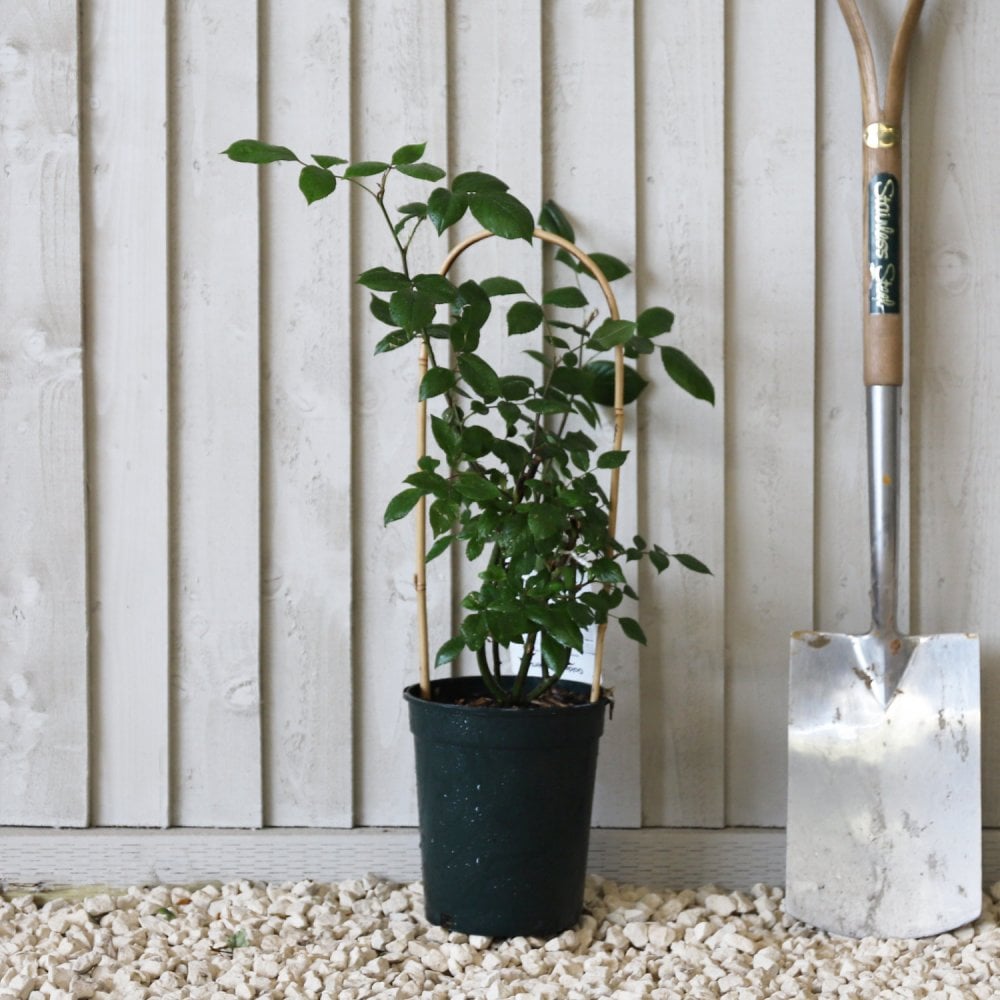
864 122 899 148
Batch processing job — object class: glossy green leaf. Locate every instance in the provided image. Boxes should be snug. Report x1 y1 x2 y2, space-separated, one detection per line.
425 535 454 563
397 201 428 219
619 617 647 645
413 274 458 303
344 160 390 178
373 328 411 354
224 139 298 163
507 301 544 336
312 153 347 168
527 504 564 540
499 375 533 400
537 199 575 241
660 346 715 404
298 165 336 204
480 276 527 297
358 267 410 292
596 450 629 469
585 360 648 406
590 319 636 350
369 295 394 326
391 142 427 165
397 162 447 182
586 252 631 282
469 191 534 242
543 286 589 309
637 305 675 338
384 487 424 525
452 171 509 194
648 548 670 573
427 187 468 234
435 635 466 668
674 552 712 575
453 473 503 502
458 354 501 401
419 367 457 401
390 287 436 331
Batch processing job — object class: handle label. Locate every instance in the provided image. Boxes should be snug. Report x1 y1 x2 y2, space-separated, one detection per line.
868 172 900 314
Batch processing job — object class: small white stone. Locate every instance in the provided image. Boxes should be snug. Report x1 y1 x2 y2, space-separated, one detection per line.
705 894 737 917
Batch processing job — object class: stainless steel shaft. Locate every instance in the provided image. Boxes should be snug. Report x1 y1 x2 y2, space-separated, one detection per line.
867 384 900 638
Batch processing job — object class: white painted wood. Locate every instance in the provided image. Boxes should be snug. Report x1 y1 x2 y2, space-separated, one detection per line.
725 0 816 827
258 0 354 827
0 0 89 826
80 0 170 827
448 0 544 682
352 0 451 826
170 0 262 827
907 1 1000 824
543 0 641 827
636 0 726 829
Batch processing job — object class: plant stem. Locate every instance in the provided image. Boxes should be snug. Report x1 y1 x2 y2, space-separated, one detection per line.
476 647 509 703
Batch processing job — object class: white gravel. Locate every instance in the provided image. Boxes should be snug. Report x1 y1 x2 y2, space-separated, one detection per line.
2 875 1000 998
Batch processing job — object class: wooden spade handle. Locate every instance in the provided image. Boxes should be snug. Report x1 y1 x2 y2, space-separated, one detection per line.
836 0 926 386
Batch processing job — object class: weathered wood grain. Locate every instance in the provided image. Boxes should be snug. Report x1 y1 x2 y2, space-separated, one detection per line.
259 0 354 827
543 0 642 827
0 0 89 826
80 0 170 827
724 0 816 827
352 0 450 826
636 0 726 828
169 0 262 827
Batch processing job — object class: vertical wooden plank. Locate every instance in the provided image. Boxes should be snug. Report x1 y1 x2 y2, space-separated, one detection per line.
353 0 450 826
908 2 1000 823
259 0 354 827
170 0 262 826
448 0 543 676
636 0 725 828
81 0 170 827
543 0 641 827
725 0 815 826
0 0 89 826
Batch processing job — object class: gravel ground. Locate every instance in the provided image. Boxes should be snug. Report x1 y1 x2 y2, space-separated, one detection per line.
2 875 1000 998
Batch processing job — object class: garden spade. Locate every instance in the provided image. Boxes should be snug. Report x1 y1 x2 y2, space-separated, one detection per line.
785 0 981 939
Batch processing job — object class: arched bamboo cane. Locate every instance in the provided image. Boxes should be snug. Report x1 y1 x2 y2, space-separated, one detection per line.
415 229 624 705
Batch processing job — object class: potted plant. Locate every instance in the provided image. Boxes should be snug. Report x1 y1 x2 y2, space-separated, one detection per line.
225 138 714 937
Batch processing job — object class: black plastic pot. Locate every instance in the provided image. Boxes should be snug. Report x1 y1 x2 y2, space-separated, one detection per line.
404 675 610 938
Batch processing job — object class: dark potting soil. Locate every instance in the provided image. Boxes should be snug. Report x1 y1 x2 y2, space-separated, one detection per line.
447 686 590 709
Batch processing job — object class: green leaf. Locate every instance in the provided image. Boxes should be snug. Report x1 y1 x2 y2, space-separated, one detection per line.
637 306 675 338
224 139 298 164
452 280 492 332
374 328 411 354
619 617 648 645
384 487 424 524
344 160 390 178
586 252 631 282
425 535 454 563
358 267 410 292
392 141 427 165
541 632 572 676
458 354 501 401
525 397 571 415
452 171 509 194
431 414 461 456
537 199 575 241
660 346 715 404
312 153 347 168
469 191 534 242
527 504 564 540
298 165 336 204
397 162 447 182
413 274 458 303
590 558 627 585
543 286 589 309
590 319 636 350
523 349 553 368
453 473 503 502
427 187 468 234
480 276 527 297
499 375 533 400
674 552 712 575
459 425 494 458
397 201 428 219
648 548 670 573
507 301 544 336
369 295 394 325
390 287 436 331
435 635 466 668
596 450 629 469
585 360 648 406
419 367 457 401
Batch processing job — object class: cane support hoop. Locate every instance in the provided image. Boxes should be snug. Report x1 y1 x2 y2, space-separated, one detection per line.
415 229 624 704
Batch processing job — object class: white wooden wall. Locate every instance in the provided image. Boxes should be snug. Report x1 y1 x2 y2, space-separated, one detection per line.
2 0 999 836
